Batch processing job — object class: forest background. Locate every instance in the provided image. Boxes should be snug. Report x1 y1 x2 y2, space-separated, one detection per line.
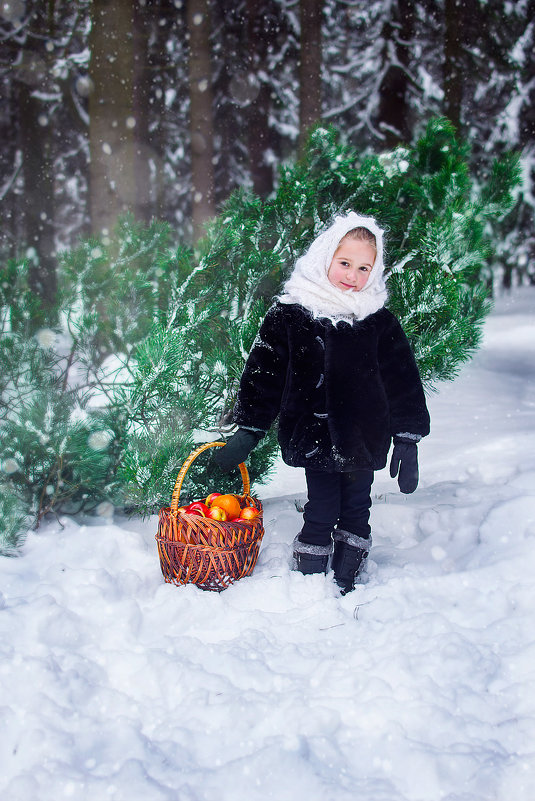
2 0 534 282
0 0 534 552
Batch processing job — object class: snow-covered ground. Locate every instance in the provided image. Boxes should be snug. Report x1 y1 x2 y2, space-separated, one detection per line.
2 288 535 801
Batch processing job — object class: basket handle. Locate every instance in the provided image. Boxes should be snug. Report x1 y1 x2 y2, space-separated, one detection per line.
170 441 251 513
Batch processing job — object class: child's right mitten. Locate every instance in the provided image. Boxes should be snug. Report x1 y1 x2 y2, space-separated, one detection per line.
389 435 419 494
214 428 264 472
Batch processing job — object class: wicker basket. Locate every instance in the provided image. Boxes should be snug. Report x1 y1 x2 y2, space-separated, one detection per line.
156 441 265 592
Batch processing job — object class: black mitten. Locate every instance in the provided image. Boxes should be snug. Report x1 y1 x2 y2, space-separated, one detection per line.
389 435 419 494
213 428 264 472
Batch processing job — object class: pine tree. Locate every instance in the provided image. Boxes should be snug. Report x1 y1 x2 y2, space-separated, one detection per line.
0 120 520 549
120 118 520 516
0 216 182 553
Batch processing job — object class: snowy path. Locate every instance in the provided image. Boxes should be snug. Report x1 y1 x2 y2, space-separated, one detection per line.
2 289 535 801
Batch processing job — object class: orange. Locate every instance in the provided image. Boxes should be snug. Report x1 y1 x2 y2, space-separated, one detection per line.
210 494 242 521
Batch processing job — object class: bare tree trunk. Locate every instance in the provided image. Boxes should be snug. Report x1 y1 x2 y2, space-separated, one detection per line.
444 0 463 129
246 0 279 197
187 0 216 241
16 3 58 320
0 79 19 263
519 0 535 150
514 0 535 288
140 0 178 222
89 0 137 236
132 3 153 224
299 0 323 152
377 0 415 147
18 80 57 320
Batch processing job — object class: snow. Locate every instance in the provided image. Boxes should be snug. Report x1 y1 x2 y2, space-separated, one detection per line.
2 288 535 801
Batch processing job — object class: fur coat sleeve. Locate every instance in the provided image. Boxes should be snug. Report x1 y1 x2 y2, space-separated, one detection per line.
232 303 289 433
376 312 431 437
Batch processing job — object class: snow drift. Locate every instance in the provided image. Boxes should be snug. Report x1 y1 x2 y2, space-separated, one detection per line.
1 289 535 801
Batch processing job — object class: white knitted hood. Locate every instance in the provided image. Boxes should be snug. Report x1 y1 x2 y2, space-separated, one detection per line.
278 212 388 324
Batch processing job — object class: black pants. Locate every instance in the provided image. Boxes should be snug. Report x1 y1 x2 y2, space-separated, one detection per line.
300 468 374 546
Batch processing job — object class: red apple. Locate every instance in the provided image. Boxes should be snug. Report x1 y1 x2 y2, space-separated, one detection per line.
240 506 260 521
186 501 209 517
207 506 228 521
205 492 222 507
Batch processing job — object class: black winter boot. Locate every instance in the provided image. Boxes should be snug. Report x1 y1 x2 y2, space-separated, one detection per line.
331 529 372 594
293 535 333 575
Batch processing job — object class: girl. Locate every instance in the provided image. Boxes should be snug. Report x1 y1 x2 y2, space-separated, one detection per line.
215 212 430 593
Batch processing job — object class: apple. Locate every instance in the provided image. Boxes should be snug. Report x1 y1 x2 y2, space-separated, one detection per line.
186 501 209 517
207 506 228 521
239 505 260 521
176 506 189 515
205 492 222 507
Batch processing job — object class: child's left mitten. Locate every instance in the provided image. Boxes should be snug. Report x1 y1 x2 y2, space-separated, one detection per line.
389 435 419 494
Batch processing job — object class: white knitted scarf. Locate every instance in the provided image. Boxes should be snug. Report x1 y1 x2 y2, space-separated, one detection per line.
278 212 388 324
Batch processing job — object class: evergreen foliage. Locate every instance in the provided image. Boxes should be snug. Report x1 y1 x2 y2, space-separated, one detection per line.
0 120 521 552
0 218 181 553
0 493 29 556
122 118 519 515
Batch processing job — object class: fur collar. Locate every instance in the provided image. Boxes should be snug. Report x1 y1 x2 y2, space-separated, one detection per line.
278 212 388 324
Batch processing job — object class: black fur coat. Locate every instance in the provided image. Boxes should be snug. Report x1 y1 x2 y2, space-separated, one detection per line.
233 302 430 472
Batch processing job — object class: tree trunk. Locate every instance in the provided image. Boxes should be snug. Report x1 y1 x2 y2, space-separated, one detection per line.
18 79 57 320
187 0 216 241
246 0 278 197
131 2 154 224
89 0 137 236
518 0 535 149
377 0 415 147
15 2 58 319
443 0 463 129
299 0 323 152
7 2 58 319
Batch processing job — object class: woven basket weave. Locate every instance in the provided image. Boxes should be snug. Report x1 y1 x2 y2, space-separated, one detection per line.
156 441 264 592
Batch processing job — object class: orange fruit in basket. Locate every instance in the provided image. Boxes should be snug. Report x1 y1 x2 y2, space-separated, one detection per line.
210 494 242 521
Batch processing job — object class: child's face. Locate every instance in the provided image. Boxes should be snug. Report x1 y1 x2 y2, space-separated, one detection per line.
327 237 375 292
